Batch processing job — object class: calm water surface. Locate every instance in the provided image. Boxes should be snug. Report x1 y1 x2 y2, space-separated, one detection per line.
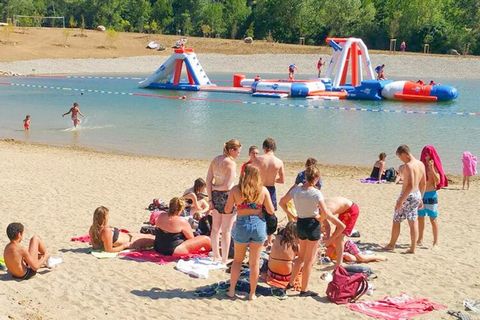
0 73 478 173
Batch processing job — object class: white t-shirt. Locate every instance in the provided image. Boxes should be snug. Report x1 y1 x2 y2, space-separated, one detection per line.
290 185 324 219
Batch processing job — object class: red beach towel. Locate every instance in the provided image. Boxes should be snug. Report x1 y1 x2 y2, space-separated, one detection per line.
420 145 448 189
348 293 446 320
119 249 208 265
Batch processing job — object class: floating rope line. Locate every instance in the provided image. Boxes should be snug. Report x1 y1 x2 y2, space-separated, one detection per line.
3 82 479 117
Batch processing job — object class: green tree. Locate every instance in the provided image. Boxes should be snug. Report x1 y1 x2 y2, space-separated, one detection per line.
224 0 251 38
151 0 174 33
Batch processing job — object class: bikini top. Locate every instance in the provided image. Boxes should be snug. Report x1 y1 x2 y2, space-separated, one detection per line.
112 227 120 243
237 201 263 211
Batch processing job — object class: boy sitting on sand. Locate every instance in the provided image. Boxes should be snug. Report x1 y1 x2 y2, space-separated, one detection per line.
3 223 49 280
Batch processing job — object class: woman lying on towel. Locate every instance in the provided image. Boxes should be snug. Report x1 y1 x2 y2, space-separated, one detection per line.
182 178 210 219
154 197 211 256
266 222 301 288
89 206 155 253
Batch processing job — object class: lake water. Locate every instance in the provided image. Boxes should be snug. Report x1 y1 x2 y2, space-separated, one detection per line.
0 73 478 174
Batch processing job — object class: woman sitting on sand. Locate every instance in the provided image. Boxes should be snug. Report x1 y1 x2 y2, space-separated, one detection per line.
266 222 299 287
225 165 275 300
154 197 211 256
89 206 155 253
182 178 209 219
370 152 387 182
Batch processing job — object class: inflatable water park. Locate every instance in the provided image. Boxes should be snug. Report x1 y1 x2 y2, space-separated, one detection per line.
139 37 458 102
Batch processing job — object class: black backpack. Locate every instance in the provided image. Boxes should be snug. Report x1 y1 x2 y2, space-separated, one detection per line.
384 167 397 182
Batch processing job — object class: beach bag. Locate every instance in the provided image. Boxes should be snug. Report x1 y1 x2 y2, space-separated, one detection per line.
384 167 397 182
326 265 369 304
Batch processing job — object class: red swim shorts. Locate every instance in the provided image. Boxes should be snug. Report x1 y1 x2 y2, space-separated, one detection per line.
338 203 359 236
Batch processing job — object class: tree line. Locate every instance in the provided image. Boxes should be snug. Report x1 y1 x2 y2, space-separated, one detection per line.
1 0 480 55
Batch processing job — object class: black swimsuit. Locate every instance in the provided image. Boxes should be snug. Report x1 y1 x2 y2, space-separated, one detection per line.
112 227 120 243
154 228 186 256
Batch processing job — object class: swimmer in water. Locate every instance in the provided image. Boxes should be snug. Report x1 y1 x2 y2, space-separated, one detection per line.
179 95 187 100
62 102 85 127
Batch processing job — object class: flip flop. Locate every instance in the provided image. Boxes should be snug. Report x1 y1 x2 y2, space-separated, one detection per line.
447 310 472 320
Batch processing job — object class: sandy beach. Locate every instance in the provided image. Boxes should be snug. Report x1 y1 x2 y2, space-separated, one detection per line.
0 140 479 320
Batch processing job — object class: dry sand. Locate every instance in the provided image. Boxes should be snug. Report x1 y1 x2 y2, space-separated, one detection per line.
1 27 480 79
0 140 479 320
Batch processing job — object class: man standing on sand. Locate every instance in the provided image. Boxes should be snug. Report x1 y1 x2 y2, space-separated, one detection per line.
62 102 85 127
385 145 426 254
252 138 285 246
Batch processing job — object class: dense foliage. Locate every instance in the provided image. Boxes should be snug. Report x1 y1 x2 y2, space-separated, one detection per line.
1 0 480 54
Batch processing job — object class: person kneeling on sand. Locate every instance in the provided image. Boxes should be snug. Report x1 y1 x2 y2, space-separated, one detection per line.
4 223 49 280
154 197 211 256
324 197 360 265
89 206 155 253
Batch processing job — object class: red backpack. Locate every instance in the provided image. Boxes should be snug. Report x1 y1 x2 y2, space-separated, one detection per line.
326 265 369 304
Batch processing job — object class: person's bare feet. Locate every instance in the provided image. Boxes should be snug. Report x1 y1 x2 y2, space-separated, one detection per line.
227 288 236 299
404 248 415 254
416 241 423 246
383 244 395 251
248 293 257 301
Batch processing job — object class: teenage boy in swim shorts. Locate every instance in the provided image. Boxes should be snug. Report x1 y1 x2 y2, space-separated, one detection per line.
325 196 360 265
385 145 426 254
3 223 49 280
252 138 285 246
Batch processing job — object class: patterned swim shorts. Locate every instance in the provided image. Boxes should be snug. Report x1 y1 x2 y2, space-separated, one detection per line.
393 191 422 222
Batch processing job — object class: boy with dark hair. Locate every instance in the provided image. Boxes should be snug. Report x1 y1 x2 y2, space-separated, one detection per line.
4 223 49 280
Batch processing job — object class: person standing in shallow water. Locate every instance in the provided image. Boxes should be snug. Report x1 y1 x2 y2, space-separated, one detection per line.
62 102 84 127
206 139 241 264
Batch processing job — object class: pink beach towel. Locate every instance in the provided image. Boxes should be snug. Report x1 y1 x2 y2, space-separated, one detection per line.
71 229 130 243
420 145 448 189
462 151 477 176
348 293 446 320
119 249 208 265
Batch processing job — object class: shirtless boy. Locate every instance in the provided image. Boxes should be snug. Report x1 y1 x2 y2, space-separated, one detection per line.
3 223 49 280
252 138 285 245
62 102 85 127
324 196 360 265
385 145 426 254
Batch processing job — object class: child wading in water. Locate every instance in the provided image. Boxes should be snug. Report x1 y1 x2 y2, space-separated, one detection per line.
23 115 31 131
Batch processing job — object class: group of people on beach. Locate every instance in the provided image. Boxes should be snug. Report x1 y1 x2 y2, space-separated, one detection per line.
3 137 476 301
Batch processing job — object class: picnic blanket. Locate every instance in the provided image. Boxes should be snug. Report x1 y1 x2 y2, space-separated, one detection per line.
348 293 446 320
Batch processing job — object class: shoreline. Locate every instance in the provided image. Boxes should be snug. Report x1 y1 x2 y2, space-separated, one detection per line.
1 52 480 80
0 138 470 182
